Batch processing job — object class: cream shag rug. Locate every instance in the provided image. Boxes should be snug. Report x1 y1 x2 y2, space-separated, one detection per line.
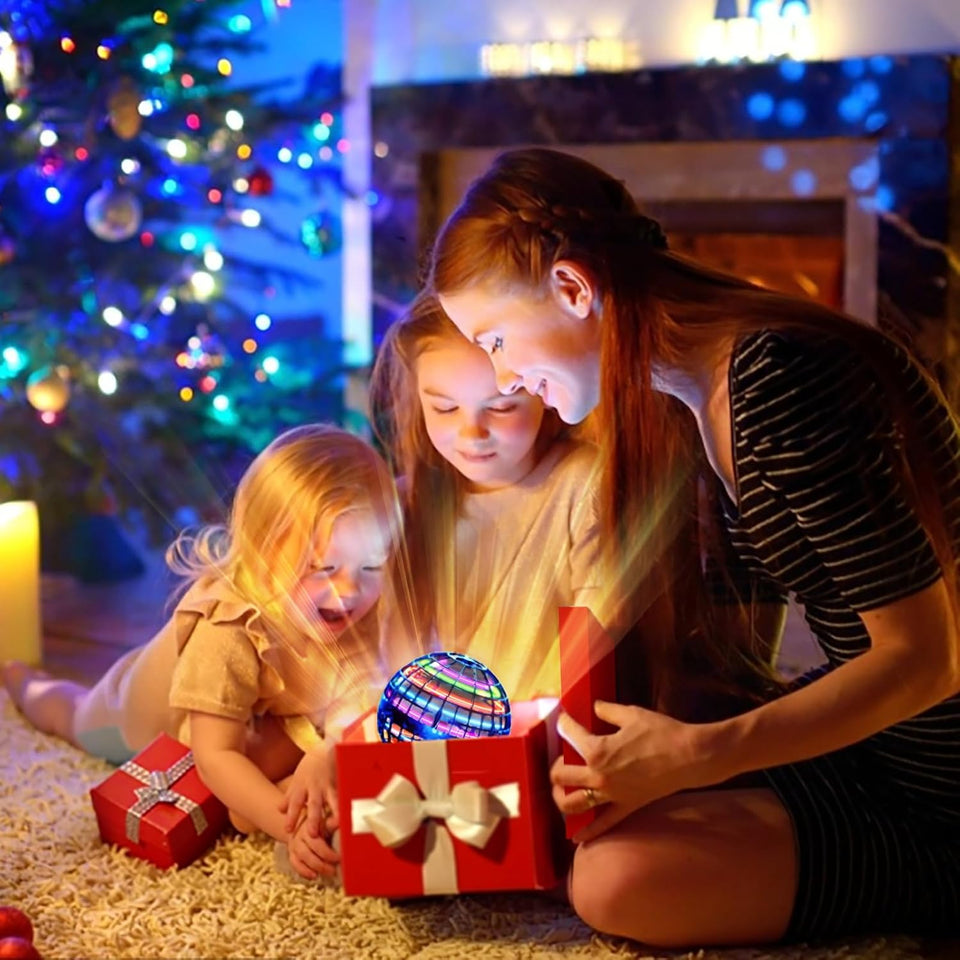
2 690 955 960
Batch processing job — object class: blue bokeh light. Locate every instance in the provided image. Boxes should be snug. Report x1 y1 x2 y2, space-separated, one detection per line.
875 185 895 212
855 80 880 106
848 156 879 191
779 60 806 83
791 169 817 196
842 58 867 78
839 94 867 123
777 98 807 127
747 92 775 121
761 145 788 171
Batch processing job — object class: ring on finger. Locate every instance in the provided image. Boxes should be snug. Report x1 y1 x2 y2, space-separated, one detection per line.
583 786 598 808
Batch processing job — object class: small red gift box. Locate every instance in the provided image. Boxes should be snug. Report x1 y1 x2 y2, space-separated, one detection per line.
336 698 563 897
89 733 228 869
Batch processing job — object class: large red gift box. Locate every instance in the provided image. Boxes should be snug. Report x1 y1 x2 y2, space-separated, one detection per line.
336 698 563 897
90 733 228 869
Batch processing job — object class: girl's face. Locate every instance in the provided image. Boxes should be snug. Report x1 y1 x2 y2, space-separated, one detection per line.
292 509 391 636
438 284 601 425
416 336 545 491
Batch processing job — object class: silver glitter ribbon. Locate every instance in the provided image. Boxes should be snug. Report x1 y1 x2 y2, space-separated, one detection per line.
120 752 209 844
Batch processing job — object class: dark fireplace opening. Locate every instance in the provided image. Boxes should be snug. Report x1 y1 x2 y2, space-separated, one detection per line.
650 199 845 308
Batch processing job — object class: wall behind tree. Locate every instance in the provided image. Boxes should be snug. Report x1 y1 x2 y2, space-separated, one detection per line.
220 0 343 337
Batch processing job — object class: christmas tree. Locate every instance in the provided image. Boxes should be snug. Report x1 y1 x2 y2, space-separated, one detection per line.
0 0 351 578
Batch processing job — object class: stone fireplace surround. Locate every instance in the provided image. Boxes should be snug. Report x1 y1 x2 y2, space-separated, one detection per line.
369 54 958 387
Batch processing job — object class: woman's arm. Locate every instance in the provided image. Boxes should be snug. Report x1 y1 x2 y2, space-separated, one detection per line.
700 577 960 783
553 577 960 841
189 710 291 843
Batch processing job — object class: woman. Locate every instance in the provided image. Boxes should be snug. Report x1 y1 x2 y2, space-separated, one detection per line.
427 147 960 947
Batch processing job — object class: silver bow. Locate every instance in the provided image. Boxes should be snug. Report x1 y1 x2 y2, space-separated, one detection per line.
351 738 520 894
121 752 209 844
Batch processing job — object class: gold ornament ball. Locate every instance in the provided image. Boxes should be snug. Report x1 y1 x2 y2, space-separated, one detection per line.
108 76 142 140
26 364 71 413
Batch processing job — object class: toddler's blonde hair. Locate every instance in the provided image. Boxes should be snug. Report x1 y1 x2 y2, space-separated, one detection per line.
167 423 401 624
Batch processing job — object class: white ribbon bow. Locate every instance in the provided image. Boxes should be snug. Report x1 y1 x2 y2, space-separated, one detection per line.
351 738 520 894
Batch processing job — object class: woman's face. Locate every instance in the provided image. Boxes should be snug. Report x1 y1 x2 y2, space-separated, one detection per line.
438 284 601 425
416 336 544 491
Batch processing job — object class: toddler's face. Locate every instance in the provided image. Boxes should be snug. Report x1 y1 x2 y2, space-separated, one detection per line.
417 337 545 491
292 509 390 636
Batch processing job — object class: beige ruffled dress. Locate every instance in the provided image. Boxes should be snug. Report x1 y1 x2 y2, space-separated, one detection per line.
72 576 379 764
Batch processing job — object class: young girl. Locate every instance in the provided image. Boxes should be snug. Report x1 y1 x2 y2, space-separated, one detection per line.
429 147 960 946
369 290 607 702
2 423 401 881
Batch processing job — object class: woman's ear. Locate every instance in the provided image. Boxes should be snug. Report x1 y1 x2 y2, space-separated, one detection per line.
550 260 595 319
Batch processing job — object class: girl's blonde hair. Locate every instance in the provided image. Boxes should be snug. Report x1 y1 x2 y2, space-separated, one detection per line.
166 423 402 644
429 146 960 714
368 289 569 644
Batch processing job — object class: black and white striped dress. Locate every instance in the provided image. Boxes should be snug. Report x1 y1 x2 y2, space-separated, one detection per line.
722 329 960 940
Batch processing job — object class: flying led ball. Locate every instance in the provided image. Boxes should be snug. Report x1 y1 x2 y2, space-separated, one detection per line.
377 652 511 743
84 183 143 242
26 364 71 413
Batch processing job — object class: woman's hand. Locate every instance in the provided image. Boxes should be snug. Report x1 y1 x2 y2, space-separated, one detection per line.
279 742 338 838
550 700 706 843
286 819 340 880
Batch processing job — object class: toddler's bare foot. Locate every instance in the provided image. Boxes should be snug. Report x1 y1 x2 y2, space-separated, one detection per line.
1 661 86 743
1 660 48 710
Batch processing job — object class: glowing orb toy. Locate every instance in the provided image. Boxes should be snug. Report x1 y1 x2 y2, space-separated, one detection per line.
377 652 511 743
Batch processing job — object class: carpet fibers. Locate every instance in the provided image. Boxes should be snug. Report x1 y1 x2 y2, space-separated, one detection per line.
2 690 955 960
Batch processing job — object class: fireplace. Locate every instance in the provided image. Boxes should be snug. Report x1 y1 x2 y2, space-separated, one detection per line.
369 55 959 394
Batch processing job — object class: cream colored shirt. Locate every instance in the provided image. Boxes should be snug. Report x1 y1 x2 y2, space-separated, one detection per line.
381 440 603 701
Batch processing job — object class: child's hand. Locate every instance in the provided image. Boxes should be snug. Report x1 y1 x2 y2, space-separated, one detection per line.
287 819 340 881
278 742 339 838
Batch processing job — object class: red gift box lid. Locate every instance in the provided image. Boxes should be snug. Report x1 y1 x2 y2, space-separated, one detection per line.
559 606 617 838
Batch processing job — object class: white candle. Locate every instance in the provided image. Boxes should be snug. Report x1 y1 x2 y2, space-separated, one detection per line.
0 501 41 665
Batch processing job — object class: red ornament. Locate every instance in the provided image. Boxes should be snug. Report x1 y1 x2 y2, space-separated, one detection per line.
0 939 40 960
247 166 274 196
0 910 32 945
0 234 14 267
